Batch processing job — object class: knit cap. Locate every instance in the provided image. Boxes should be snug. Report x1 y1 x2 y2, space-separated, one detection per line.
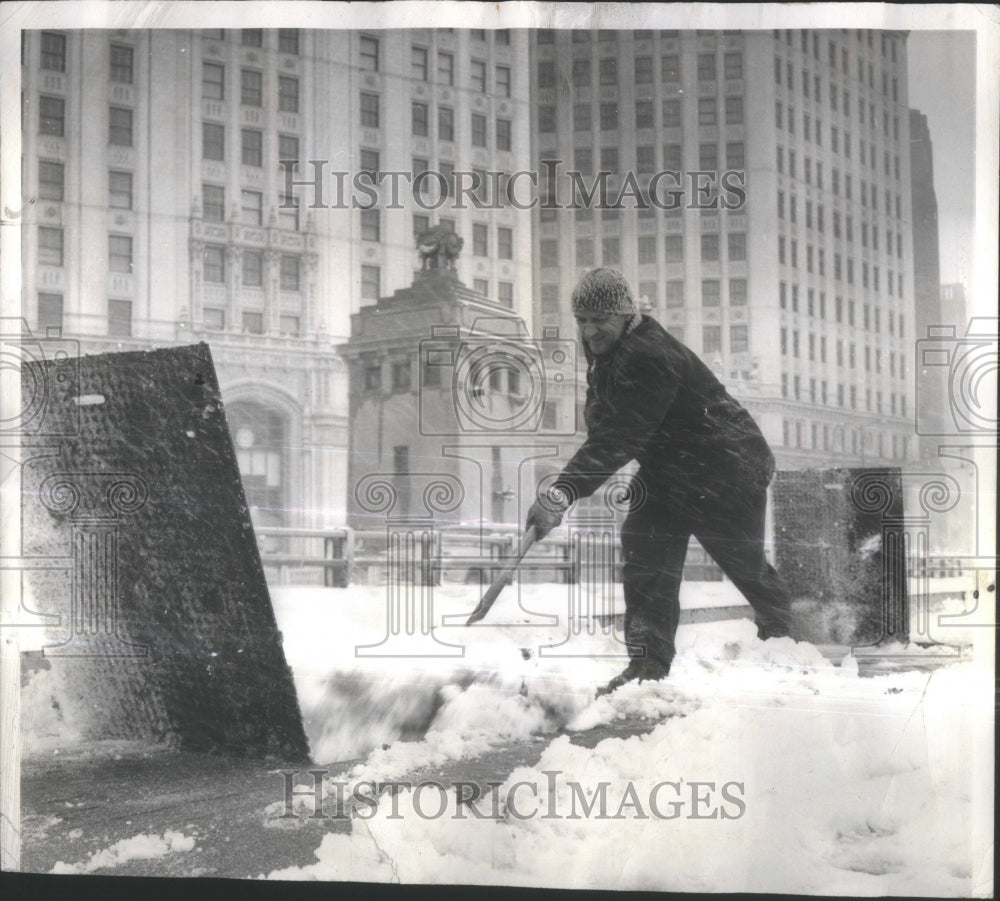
570 268 637 317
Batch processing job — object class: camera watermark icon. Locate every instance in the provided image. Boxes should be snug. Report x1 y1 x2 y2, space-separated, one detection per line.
915 318 998 436
1 318 80 438
33 472 150 657
537 474 638 659
353 472 465 658
418 317 577 437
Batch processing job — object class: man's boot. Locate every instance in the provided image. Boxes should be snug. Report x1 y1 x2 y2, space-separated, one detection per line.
596 657 671 697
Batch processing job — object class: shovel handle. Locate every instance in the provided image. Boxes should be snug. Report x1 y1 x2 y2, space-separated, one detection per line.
464 526 538 626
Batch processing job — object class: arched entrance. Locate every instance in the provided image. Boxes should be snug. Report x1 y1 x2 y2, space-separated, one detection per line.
227 401 287 528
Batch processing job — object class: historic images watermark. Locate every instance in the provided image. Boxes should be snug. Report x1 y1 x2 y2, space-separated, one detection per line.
280 160 748 212
278 769 747 822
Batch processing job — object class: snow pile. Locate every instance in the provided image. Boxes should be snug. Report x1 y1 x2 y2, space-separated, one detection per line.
263 586 992 895
51 830 196 874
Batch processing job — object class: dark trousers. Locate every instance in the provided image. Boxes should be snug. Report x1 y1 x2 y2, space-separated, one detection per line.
620 477 793 667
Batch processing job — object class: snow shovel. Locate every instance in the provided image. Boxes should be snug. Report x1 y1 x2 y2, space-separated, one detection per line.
465 526 538 625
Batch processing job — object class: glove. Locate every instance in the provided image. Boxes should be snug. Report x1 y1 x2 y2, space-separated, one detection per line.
525 486 570 540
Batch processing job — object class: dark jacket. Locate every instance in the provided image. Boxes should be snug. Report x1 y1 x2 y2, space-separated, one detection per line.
554 315 774 503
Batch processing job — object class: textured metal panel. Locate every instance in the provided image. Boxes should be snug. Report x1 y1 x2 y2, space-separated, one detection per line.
21 343 309 759
772 467 906 646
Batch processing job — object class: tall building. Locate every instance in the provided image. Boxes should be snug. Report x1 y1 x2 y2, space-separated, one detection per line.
530 28 918 469
908 107 944 460
20 27 534 527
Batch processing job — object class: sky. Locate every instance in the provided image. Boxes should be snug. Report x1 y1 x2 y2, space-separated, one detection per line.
906 30 977 293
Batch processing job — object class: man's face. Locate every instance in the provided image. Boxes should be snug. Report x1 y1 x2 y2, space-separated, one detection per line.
574 312 630 356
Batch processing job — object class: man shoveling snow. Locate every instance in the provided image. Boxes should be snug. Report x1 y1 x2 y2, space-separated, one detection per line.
525 268 794 696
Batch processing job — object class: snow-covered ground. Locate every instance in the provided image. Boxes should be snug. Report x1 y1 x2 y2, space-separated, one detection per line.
255 582 994 896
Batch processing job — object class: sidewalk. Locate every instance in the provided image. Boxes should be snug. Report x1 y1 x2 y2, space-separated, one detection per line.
20 716 660 879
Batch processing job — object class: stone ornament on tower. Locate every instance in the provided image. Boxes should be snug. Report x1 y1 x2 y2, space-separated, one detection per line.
417 225 464 275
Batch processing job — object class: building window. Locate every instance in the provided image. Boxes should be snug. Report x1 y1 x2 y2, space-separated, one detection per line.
635 101 654 129
38 227 64 266
471 113 487 147
539 238 559 268
411 101 428 137
360 35 379 71
572 103 591 131
438 51 454 85
202 62 225 100
471 223 488 257
360 92 380 128
602 237 620 265
364 364 382 392
108 299 132 337
278 29 300 55
663 100 681 128
109 106 133 146
411 45 428 81
357 207 380 242
242 250 262 286
491 65 511 99
39 95 65 136
278 133 299 167
497 281 513 309
572 58 591 87
361 265 380 301
392 360 412 392
697 53 716 81
729 278 747 306
665 234 683 263
203 245 225 283
242 311 264 334
241 29 263 48
725 142 745 169
38 160 64 201
202 184 225 222
702 280 721 307
427 107 451 144
699 143 718 171
203 308 225 331
41 32 66 71
279 255 300 291
698 98 716 125
110 43 133 83
600 103 618 130
37 292 63 333
724 51 743 80
728 233 746 261
497 227 513 260
241 69 262 106
241 189 262 226
724 96 744 124
662 54 680 82
201 121 225 161
471 59 487 92
278 76 299 113
730 324 749 353
109 235 133 273
412 214 430 240
108 169 133 210
241 128 263 166
496 117 511 152
636 235 656 265
701 234 719 262
599 56 617 85
703 326 722 355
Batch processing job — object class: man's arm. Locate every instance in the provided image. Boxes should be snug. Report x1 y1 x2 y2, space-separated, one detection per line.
554 343 682 502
